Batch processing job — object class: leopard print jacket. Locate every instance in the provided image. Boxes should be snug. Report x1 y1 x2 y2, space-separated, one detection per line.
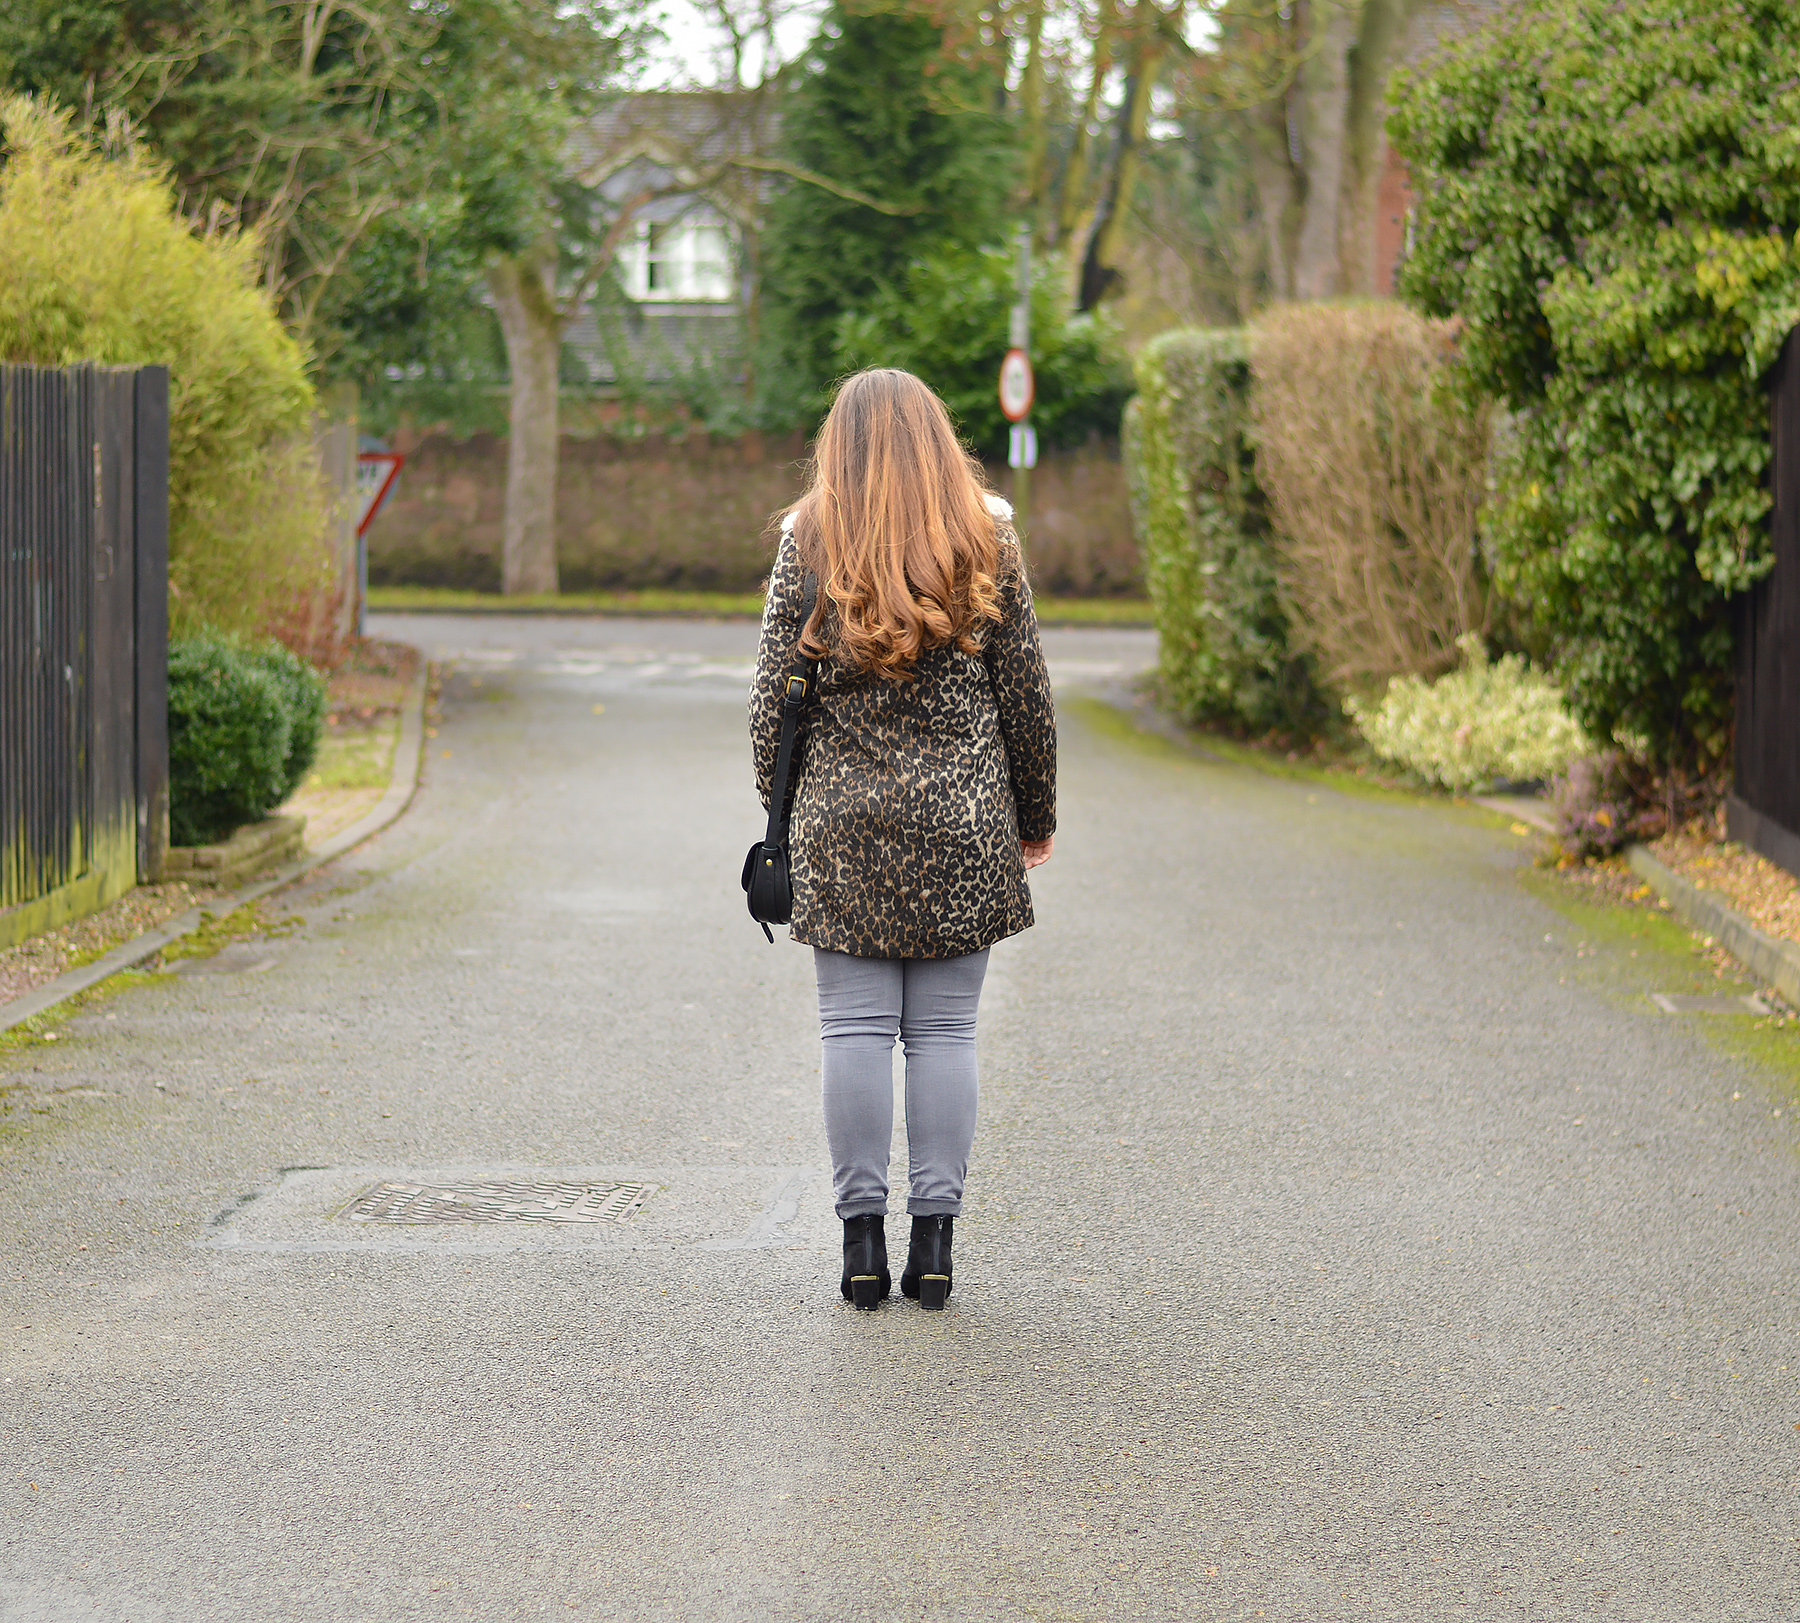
749 496 1057 960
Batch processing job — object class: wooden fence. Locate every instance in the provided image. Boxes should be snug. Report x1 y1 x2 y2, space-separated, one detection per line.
1732 327 1800 876
0 363 170 949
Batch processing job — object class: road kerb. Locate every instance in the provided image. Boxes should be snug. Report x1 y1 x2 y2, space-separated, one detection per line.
0 656 428 1036
1626 844 1800 1011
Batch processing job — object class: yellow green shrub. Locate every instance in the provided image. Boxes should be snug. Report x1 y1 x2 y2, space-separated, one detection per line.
1347 634 1592 792
0 95 331 636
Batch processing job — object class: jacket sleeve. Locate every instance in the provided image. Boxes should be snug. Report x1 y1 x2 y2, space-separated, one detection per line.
984 528 1057 842
750 526 809 812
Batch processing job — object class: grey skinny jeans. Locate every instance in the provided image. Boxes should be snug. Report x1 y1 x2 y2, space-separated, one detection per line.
813 947 990 1220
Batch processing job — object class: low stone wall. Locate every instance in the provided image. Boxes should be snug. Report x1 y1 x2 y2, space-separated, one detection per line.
1016 443 1140 596
367 428 1139 595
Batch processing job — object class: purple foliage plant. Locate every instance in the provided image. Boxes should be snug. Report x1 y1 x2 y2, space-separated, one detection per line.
1548 751 1665 859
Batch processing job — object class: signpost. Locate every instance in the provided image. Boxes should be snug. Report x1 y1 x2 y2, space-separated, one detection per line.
1001 224 1034 539
999 348 1034 422
1000 349 1036 484
355 451 404 536
354 450 404 636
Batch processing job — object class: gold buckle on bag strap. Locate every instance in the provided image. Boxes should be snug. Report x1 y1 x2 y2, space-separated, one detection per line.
785 674 808 702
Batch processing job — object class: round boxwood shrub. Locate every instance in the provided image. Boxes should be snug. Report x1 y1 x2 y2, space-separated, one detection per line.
167 635 326 846
249 641 327 800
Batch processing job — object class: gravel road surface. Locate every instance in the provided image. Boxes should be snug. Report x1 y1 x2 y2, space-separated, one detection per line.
2 613 1797 1621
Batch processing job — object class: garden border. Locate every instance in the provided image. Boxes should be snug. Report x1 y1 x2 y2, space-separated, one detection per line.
0 654 428 1036
1626 846 1800 1011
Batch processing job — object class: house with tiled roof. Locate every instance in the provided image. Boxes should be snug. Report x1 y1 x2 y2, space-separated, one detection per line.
561 90 780 389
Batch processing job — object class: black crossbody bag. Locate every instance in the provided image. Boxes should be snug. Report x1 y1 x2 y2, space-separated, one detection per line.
741 572 819 942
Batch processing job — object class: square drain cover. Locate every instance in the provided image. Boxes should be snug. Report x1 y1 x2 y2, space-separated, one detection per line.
1650 992 1770 1015
339 1179 656 1225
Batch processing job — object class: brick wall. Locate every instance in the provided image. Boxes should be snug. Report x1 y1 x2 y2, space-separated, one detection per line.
1371 140 1413 299
366 428 1139 596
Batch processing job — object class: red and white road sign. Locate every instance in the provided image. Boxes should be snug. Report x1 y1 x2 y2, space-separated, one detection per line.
998 347 1035 422
355 451 405 537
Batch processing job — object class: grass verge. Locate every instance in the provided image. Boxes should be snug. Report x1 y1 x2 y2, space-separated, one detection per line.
298 715 399 793
0 970 166 1059
2 899 302 1060
1066 695 1516 824
1521 868 1800 1096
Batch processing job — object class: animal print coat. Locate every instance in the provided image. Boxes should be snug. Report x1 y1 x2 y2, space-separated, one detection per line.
749 496 1058 960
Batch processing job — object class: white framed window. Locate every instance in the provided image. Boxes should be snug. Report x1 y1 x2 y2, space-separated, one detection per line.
619 216 734 303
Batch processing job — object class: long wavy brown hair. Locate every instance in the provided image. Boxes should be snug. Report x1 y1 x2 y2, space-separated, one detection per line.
784 368 1004 682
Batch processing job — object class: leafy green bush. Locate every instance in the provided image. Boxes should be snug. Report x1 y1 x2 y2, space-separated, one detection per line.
1388 0 1800 777
833 244 1133 460
167 635 325 845
0 95 330 638
756 2 1012 410
1346 634 1592 792
1124 327 1320 732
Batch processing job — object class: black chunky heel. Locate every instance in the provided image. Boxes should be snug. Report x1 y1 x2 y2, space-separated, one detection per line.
900 1214 954 1310
840 1214 889 1309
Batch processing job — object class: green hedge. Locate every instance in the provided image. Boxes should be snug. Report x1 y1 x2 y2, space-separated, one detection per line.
168 636 326 846
1126 329 1320 732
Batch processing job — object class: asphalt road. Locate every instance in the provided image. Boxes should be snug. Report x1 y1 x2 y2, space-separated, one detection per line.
3 612 1798 1622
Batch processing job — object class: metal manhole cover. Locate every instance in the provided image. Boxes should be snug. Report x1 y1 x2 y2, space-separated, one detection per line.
338 1180 657 1225
1649 992 1770 1015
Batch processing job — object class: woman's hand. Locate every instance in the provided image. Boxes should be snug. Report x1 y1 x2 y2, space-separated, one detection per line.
1021 836 1054 870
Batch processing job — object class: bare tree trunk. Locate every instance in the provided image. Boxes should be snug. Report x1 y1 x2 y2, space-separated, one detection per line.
1078 31 1162 312
1020 0 1048 219
487 240 562 596
1057 0 1117 299
1290 0 1360 300
739 224 763 406
1235 0 1373 302
1247 103 1300 299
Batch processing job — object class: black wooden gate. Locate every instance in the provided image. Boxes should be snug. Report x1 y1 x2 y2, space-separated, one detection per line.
1733 327 1800 876
0 363 169 947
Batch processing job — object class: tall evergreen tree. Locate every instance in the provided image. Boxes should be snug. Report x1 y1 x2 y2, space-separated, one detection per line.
757 2 1012 412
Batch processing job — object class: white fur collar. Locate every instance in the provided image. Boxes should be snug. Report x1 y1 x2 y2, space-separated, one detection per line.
783 493 1012 532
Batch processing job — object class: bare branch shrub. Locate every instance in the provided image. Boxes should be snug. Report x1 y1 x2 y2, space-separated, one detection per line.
1250 302 1491 686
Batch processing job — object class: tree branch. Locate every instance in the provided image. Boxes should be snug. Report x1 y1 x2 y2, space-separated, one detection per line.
558 183 663 327
716 154 925 215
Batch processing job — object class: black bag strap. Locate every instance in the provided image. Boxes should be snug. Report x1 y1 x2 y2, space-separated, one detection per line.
762 571 819 849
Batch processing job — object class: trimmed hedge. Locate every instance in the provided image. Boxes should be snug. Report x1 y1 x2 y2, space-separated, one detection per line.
168 635 326 846
1126 328 1320 732
1249 303 1491 688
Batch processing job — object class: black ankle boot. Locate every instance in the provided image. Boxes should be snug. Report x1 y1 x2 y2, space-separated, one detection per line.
900 1215 954 1310
840 1214 890 1309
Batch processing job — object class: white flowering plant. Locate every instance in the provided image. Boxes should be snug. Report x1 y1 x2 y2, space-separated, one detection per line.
1345 634 1591 792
